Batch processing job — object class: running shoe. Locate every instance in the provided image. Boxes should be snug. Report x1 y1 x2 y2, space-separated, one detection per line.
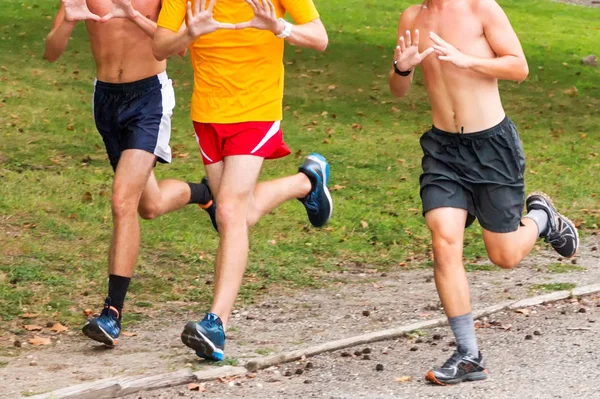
425 350 488 385
181 313 225 361
298 153 333 227
82 297 120 347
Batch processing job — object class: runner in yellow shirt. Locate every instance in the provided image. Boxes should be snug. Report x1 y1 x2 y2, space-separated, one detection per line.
153 0 331 360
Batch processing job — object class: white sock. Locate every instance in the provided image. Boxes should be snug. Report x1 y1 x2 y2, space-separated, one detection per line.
525 209 549 236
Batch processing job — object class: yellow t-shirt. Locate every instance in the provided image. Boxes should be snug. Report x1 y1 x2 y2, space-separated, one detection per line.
158 0 320 123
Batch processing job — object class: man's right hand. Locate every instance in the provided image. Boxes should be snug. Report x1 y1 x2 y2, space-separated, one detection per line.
393 29 434 72
61 0 101 22
185 0 234 40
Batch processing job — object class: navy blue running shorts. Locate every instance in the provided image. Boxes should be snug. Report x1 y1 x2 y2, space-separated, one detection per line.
93 71 174 170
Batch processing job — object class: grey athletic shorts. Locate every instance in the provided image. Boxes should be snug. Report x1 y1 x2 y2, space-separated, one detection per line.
419 116 526 233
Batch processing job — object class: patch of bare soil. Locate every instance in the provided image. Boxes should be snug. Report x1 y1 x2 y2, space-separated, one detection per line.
554 0 599 6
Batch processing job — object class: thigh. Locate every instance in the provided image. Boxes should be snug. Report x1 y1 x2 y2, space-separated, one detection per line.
218 156 264 203
425 207 469 240
113 149 156 199
205 161 224 197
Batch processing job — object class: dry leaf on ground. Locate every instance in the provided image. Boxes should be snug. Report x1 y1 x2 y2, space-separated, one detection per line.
23 325 43 331
121 331 137 337
21 313 39 319
28 336 51 346
50 323 68 333
395 376 412 383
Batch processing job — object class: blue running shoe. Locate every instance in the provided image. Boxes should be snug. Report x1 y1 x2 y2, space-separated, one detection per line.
82 297 120 347
199 177 218 232
181 313 225 361
298 153 333 227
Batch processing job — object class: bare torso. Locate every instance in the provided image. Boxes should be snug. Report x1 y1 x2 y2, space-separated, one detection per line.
86 0 165 82
410 0 505 133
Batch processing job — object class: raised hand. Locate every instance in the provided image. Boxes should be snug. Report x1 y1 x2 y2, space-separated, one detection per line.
235 0 281 34
100 0 137 22
62 0 101 22
186 0 235 39
394 29 434 72
430 32 473 69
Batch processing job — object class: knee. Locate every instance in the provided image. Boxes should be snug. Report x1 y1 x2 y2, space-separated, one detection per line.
111 193 138 220
488 251 520 269
216 201 249 230
138 204 160 220
431 231 463 256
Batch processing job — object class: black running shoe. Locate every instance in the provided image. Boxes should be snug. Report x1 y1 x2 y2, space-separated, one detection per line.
199 177 218 232
526 192 579 258
425 350 488 385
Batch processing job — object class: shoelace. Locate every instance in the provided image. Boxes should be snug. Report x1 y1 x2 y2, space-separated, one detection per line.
441 351 466 369
304 192 320 213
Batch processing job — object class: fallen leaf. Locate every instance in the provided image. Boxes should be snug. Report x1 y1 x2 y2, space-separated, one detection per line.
82 192 93 202
21 313 39 319
360 220 369 229
563 86 578 96
331 184 346 191
395 376 412 383
83 309 93 317
187 383 206 391
121 331 137 337
24 325 43 331
28 336 51 346
327 84 336 90
177 153 189 158
515 308 531 316
50 323 69 333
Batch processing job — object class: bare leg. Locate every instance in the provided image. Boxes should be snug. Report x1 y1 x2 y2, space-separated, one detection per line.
425 207 470 318
246 173 311 227
483 218 539 269
137 170 193 220
109 150 156 277
209 156 263 328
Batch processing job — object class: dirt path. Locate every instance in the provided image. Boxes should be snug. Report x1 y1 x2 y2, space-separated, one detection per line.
1 236 598 398
555 0 599 7
135 292 600 399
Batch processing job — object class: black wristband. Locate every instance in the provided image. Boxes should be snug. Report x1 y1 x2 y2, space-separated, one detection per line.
393 61 412 76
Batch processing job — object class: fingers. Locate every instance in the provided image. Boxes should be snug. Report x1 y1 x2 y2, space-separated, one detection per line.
207 0 217 13
99 12 113 22
438 55 450 62
413 29 419 47
419 46 435 59
433 45 448 55
266 0 275 17
186 1 193 18
404 30 411 47
87 11 102 21
398 36 406 52
429 32 447 47
245 0 258 13
197 0 203 15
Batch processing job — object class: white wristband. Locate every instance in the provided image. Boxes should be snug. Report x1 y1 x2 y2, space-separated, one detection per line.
275 18 293 39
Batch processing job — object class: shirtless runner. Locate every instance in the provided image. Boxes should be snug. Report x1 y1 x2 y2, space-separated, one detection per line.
44 0 215 347
389 0 579 385
152 0 332 361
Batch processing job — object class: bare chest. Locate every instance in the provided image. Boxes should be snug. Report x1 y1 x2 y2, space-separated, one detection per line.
86 0 161 20
411 4 485 56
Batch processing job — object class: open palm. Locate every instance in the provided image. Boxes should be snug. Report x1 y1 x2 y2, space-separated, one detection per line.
186 0 235 39
235 0 279 33
61 0 101 22
394 29 434 72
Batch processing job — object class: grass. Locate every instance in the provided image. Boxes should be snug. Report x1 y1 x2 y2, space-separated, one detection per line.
465 264 497 272
547 263 587 273
0 1 599 333
533 283 578 292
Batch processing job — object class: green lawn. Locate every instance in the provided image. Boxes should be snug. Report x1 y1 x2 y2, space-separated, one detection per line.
0 0 598 332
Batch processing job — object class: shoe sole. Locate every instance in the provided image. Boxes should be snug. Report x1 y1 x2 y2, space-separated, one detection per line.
181 321 223 361
306 154 333 225
528 191 580 257
425 369 488 386
82 321 117 347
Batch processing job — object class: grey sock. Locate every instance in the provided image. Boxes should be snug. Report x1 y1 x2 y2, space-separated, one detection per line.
525 209 549 236
449 313 478 356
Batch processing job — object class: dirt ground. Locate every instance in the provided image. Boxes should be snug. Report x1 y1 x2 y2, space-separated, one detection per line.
1 235 598 398
137 293 600 399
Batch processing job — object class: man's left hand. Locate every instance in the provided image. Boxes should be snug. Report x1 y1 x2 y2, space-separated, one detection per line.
236 0 282 35
430 32 473 69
